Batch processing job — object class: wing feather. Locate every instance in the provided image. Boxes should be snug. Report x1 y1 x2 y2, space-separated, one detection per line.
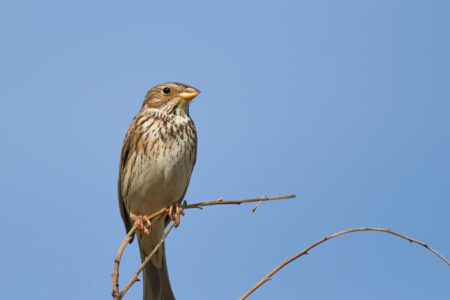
118 116 137 243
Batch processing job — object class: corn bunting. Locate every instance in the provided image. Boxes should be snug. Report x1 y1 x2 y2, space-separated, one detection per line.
118 82 200 300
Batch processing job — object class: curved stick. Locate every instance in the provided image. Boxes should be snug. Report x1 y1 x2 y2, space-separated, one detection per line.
239 227 449 300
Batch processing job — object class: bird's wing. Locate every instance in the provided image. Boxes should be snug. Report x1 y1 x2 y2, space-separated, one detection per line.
118 116 137 243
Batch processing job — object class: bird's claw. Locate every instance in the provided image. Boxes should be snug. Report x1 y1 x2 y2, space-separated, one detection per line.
168 203 185 228
131 214 152 238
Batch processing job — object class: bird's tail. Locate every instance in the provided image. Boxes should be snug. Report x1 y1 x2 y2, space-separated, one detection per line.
138 240 175 300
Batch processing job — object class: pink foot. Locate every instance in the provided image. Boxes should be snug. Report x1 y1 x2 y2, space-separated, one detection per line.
168 202 185 228
131 214 152 238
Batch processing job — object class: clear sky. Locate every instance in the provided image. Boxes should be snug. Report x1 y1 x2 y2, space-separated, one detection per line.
0 1 449 299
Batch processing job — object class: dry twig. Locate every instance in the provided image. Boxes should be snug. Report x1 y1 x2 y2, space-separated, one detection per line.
112 194 296 299
115 221 176 299
239 227 450 300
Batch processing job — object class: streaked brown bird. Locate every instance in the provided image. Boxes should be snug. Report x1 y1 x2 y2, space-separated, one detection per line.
118 82 200 300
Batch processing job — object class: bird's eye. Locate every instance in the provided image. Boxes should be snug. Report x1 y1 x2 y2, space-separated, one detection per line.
162 87 171 94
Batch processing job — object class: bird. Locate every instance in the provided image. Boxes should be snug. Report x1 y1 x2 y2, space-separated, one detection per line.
118 82 200 300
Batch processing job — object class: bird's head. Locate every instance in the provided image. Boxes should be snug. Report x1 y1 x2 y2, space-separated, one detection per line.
142 82 200 115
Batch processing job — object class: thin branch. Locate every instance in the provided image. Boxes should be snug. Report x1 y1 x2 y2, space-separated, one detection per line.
117 221 176 299
112 232 134 297
239 227 450 300
112 194 296 299
184 194 295 210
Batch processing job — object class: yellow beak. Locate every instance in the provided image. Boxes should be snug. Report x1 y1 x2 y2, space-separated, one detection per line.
179 87 201 101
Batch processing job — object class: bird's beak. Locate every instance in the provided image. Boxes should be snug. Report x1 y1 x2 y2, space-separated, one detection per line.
179 87 200 101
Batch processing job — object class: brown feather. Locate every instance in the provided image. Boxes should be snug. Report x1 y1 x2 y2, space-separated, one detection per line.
118 82 199 299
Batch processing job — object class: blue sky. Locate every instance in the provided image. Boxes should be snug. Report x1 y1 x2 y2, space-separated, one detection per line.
0 1 449 299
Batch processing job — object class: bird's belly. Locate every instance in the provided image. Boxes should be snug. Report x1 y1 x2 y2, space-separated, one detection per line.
126 141 194 216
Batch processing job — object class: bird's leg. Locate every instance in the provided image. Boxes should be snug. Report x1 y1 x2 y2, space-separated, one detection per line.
168 202 185 228
131 214 152 238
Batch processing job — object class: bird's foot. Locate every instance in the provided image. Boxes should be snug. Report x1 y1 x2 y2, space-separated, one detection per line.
131 214 152 238
168 202 185 228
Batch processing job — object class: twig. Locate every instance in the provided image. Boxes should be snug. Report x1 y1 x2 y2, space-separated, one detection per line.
184 194 295 210
239 227 450 300
112 231 134 298
112 194 296 299
117 221 175 299
252 201 264 212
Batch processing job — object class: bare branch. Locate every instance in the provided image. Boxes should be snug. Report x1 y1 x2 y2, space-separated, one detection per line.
184 194 295 209
117 221 176 299
112 232 134 298
112 194 296 299
239 227 450 300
